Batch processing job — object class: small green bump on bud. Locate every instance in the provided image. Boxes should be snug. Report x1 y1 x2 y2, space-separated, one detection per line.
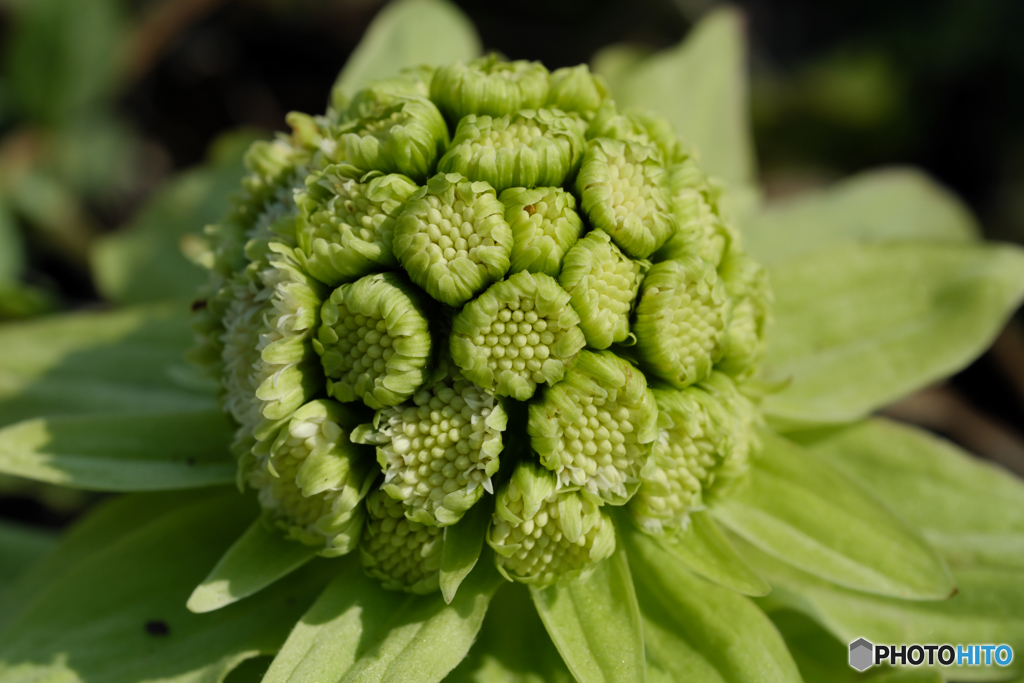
654 158 735 267
587 100 683 164
633 256 729 389
437 108 586 192
296 164 420 286
716 251 771 380
252 399 374 556
393 173 513 307
343 67 436 120
502 186 583 277
576 138 677 259
546 65 609 117
430 55 550 121
360 488 443 594
488 462 615 586
333 95 448 183
315 272 433 410
529 350 658 504
451 271 586 401
352 365 506 527
558 229 647 349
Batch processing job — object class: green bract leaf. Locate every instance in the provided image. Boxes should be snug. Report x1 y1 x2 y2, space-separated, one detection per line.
0 304 214 427
440 500 491 604
762 242 1024 427
0 521 55 588
188 518 319 613
332 0 480 104
0 409 235 491
592 8 754 188
745 167 979 266
713 431 954 599
802 419 1024 571
0 488 335 683
264 556 503 683
621 527 802 683
530 545 646 683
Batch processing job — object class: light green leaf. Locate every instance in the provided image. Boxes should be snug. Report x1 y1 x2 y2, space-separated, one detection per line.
91 132 256 305
746 167 980 266
530 545 646 683
0 488 335 683
622 527 802 683
440 499 491 604
762 242 1024 427
188 518 319 614
447 582 573 683
0 409 235 491
0 304 214 427
333 0 480 101
0 521 56 587
264 555 502 683
713 431 954 599
802 419 1024 571
647 509 770 597
592 8 755 187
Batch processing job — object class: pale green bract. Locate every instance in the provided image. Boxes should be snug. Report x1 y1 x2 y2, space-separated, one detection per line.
2 2 1023 683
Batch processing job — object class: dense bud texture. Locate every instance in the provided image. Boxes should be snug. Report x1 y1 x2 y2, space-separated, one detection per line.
194 54 770 594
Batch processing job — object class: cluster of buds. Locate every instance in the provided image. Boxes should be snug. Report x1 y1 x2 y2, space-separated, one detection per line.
193 53 770 592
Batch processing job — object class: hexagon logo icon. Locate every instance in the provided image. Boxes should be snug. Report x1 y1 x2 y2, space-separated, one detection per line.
849 638 874 671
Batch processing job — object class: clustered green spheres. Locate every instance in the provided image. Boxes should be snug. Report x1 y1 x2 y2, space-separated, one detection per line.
193 54 770 594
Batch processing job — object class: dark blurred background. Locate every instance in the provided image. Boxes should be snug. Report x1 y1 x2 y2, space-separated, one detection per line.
0 0 1022 529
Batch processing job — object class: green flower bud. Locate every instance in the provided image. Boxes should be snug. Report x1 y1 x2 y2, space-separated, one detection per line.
529 350 658 504
558 229 647 349
315 272 434 410
430 55 550 121
576 138 677 259
343 66 435 120
654 158 735 267
451 271 586 400
632 256 729 389
393 173 514 307
437 108 586 192
360 488 443 594
252 399 374 556
716 251 771 380
352 365 507 527
488 462 615 586
296 164 419 286
587 100 683 163
502 186 583 277
546 65 609 117
333 95 448 183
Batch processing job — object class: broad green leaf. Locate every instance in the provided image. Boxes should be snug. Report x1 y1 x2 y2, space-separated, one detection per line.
647 509 770 596
0 520 56 586
713 431 954 599
188 518 319 613
0 304 214 426
801 419 1024 570
440 499 491 603
333 0 480 102
447 582 573 683
622 527 802 683
264 555 502 683
746 167 979 266
0 488 335 683
591 8 755 187
762 242 1024 427
91 132 255 304
0 409 235 491
740 538 1024 682
530 545 646 683
0 200 25 284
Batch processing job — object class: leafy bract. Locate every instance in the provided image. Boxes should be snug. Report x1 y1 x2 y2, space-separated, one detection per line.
188 519 319 614
0 410 235 491
592 8 755 188
332 0 480 103
622 527 802 683
745 167 979 266
762 242 1024 427
440 499 491 604
0 488 335 683
530 546 646 683
712 431 954 599
264 555 502 683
